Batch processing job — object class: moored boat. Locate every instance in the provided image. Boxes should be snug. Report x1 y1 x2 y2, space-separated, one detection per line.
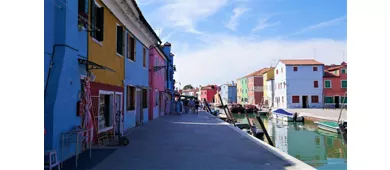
315 121 341 134
272 109 304 122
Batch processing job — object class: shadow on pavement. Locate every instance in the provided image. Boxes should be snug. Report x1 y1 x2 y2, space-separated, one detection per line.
60 148 117 170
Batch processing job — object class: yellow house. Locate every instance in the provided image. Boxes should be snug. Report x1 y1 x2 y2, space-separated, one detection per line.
236 79 242 104
263 67 275 105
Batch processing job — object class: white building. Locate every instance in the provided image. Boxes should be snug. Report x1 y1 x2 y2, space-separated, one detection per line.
274 59 324 108
266 79 275 108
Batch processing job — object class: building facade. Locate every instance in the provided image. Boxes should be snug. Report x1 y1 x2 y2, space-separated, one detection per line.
236 79 242 104
220 83 237 104
148 46 168 120
274 59 324 109
200 85 218 103
239 77 249 104
323 62 347 108
163 43 175 113
44 0 91 162
247 68 269 105
266 79 275 108
263 67 275 106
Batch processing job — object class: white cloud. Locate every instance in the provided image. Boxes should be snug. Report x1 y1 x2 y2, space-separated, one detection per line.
252 17 281 32
225 7 249 31
152 0 228 34
290 16 347 36
173 34 346 87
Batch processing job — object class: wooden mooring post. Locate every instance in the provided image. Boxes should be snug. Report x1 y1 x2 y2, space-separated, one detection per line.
255 115 274 147
217 93 236 126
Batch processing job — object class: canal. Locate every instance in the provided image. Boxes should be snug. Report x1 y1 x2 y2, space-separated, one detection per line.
232 113 347 170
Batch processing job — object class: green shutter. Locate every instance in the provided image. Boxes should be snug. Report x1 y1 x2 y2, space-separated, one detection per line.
341 80 347 88
325 96 333 103
325 81 331 88
340 97 347 103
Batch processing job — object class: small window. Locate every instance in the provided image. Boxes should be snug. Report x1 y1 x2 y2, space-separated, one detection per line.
341 69 347 74
142 89 148 109
311 96 319 103
324 80 331 88
313 67 318 71
313 81 318 88
276 69 278 74
143 47 147 67
127 34 136 61
116 25 124 55
293 67 298 71
90 1 104 41
282 96 284 103
78 0 89 27
281 67 283 73
126 86 135 110
341 80 347 88
292 96 300 103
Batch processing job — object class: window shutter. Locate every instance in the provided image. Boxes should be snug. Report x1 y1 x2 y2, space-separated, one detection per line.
96 7 104 41
117 26 123 54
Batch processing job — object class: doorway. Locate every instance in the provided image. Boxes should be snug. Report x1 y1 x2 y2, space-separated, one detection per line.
114 92 123 136
334 96 340 108
136 89 143 125
302 96 308 108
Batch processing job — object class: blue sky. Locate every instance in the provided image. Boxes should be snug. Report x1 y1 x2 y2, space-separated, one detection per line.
136 0 347 87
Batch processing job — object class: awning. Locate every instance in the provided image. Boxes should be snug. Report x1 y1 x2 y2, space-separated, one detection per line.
78 58 115 72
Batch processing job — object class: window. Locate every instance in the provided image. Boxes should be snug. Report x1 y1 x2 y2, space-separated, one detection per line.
155 90 158 106
281 67 283 73
292 96 300 103
324 80 331 88
313 67 318 71
283 82 286 89
341 80 347 88
311 96 319 103
116 25 124 56
90 0 104 41
276 69 278 74
341 69 347 74
313 81 318 88
78 0 89 27
324 96 333 103
282 96 284 103
293 67 298 71
340 96 347 103
126 86 135 110
142 89 148 109
143 47 147 68
127 34 136 61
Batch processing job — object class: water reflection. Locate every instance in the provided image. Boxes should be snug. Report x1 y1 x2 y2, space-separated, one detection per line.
232 113 347 170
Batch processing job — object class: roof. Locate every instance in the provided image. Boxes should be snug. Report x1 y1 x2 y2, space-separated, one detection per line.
326 65 346 71
279 59 324 65
130 0 161 43
324 70 338 78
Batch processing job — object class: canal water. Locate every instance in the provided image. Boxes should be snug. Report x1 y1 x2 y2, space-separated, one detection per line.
232 113 347 170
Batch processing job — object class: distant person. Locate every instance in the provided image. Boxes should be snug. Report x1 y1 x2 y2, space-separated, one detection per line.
174 97 184 115
194 99 200 114
184 99 190 114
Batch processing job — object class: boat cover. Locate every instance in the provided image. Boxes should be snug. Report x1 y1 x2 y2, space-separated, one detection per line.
273 109 293 116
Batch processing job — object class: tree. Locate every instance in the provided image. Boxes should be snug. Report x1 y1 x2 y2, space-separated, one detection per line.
183 84 194 90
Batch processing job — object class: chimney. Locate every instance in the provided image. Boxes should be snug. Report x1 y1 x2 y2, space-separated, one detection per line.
163 42 171 57
232 81 235 86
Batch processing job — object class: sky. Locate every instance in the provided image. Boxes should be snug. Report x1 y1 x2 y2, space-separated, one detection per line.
136 0 347 88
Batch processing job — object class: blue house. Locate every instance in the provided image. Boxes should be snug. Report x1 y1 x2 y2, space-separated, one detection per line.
44 0 89 162
113 0 161 131
220 82 237 104
161 42 175 112
273 59 324 108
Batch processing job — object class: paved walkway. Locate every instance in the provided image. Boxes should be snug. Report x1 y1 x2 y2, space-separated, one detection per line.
286 109 347 122
76 111 312 170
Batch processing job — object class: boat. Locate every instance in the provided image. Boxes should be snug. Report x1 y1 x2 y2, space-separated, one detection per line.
271 109 304 122
257 108 269 115
315 121 341 134
235 123 264 139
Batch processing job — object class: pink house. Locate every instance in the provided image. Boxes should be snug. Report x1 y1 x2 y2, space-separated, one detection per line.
148 45 168 120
